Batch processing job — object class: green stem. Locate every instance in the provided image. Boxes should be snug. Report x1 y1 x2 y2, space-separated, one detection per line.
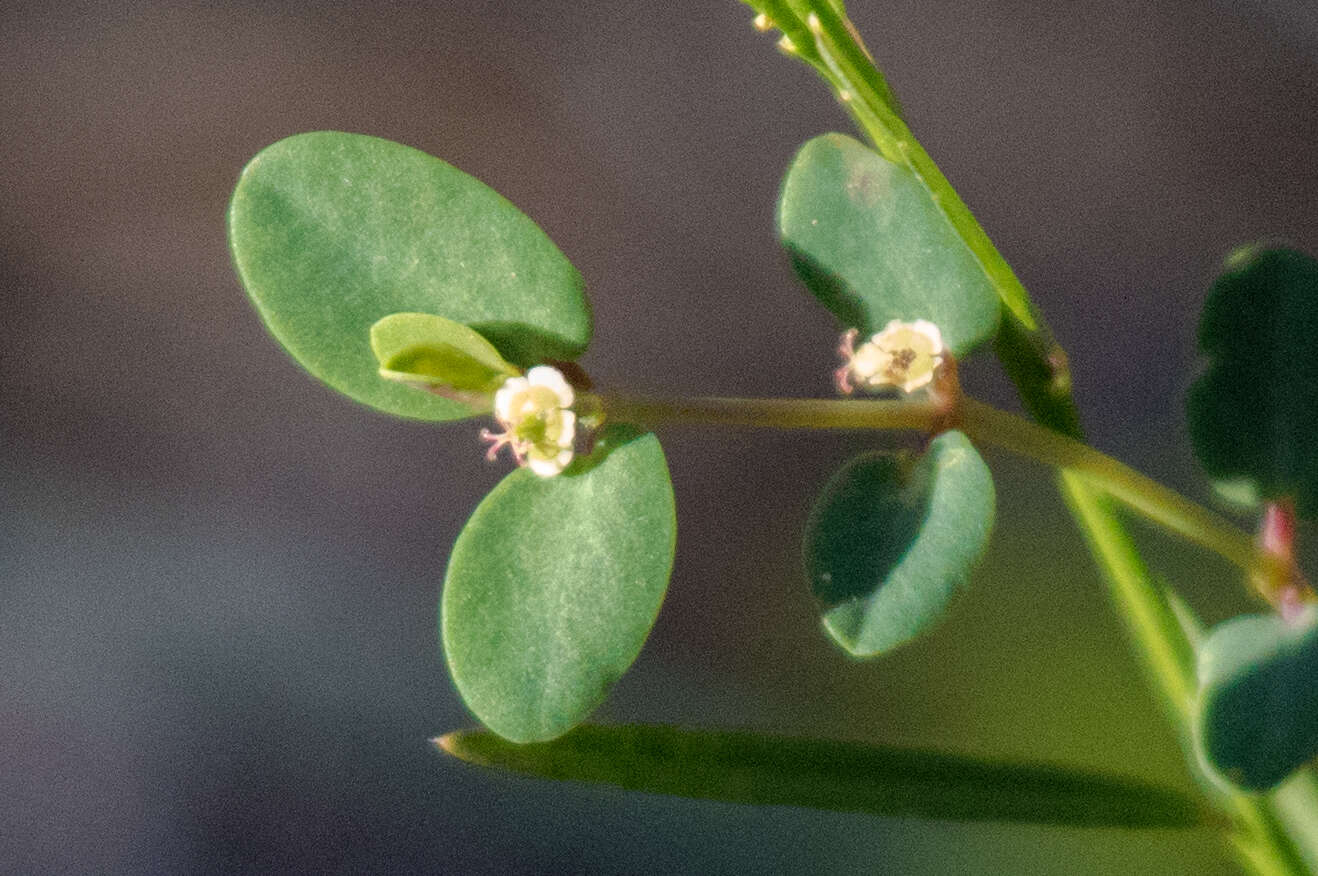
1057 472 1196 722
959 400 1267 579
600 393 939 432
601 392 1274 581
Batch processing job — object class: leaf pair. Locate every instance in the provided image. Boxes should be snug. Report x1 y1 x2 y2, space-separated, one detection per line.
779 133 999 655
228 132 675 743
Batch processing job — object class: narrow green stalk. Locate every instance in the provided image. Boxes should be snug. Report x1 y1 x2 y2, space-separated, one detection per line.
739 1 1318 871
600 393 939 432
601 392 1275 581
959 400 1268 579
1061 487 1299 876
1058 472 1196 720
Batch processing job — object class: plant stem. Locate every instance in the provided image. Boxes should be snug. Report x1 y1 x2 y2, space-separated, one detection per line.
958 400 1269 579
601 391 1278 582
600 394 939 431
1057 472 1196 718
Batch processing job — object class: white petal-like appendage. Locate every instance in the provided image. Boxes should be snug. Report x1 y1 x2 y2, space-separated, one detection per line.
528 452 570 478
493 377 529 422
908 319 945 355
555 410 577 447
526 365 574 408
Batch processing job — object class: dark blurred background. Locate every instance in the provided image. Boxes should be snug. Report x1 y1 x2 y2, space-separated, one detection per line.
4 1 1318 873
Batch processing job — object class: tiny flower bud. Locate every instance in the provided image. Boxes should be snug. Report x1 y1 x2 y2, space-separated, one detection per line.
835 319 945 394
480 365 579 478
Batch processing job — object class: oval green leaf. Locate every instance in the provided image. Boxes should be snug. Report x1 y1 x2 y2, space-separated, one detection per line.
370 312 518 412
1187 246 1318 516
804 430 995 657
228 131 591 421
437 724 1202 828
777 133 1001 357
1195 606 1318 792
442 428 676 743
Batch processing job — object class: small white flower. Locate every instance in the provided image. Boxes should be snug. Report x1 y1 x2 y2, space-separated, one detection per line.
835 319 945 394
481 365 578 477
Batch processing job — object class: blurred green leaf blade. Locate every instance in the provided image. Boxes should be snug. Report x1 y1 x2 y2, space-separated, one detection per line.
777 133 1000 357
1195 607 1318 792
804 430 994 656
1187 245 1318 516
228 131 591 421
438 724 1203 828
442 428 676 743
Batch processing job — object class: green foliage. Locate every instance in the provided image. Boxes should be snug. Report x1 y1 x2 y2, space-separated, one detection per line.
1187 246 1318 516
228 131 591 421
370 312 518 413
442 428 676 743
803 431 995 656
438 724 1203 828
1195 607 1318 792
777 133 1000 356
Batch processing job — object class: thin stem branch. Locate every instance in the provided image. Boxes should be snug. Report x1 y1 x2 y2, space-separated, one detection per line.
1057 473 1196 720
601 393 939 431
600 391 1279 582
958 399 1268 578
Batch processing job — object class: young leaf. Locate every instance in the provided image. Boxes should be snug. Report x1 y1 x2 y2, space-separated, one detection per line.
777 133 1000 357
1187 246 1318 516
228 131 591 422
370 313 518 412
804 430 995 656
437 724 1203 828
442 428 676 743
1194 607 1318 793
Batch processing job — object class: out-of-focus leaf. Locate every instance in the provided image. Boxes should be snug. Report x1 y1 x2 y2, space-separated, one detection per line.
1187 245 1318 516
438 724 1203 828
1195 606 1318 792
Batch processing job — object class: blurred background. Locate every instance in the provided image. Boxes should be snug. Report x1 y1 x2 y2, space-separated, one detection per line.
4 0 1318 872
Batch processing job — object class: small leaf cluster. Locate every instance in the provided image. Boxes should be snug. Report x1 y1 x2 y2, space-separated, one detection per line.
1186 246 1318 793
230 132 675 743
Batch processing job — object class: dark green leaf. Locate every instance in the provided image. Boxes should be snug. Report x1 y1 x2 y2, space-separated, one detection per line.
370 312 518 411
1187 246 1318 516
442 428 676 743
777 133 1000 357
804 430 994 656
1195 607 1318 792
437 724 1203 828
228 131 591 421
